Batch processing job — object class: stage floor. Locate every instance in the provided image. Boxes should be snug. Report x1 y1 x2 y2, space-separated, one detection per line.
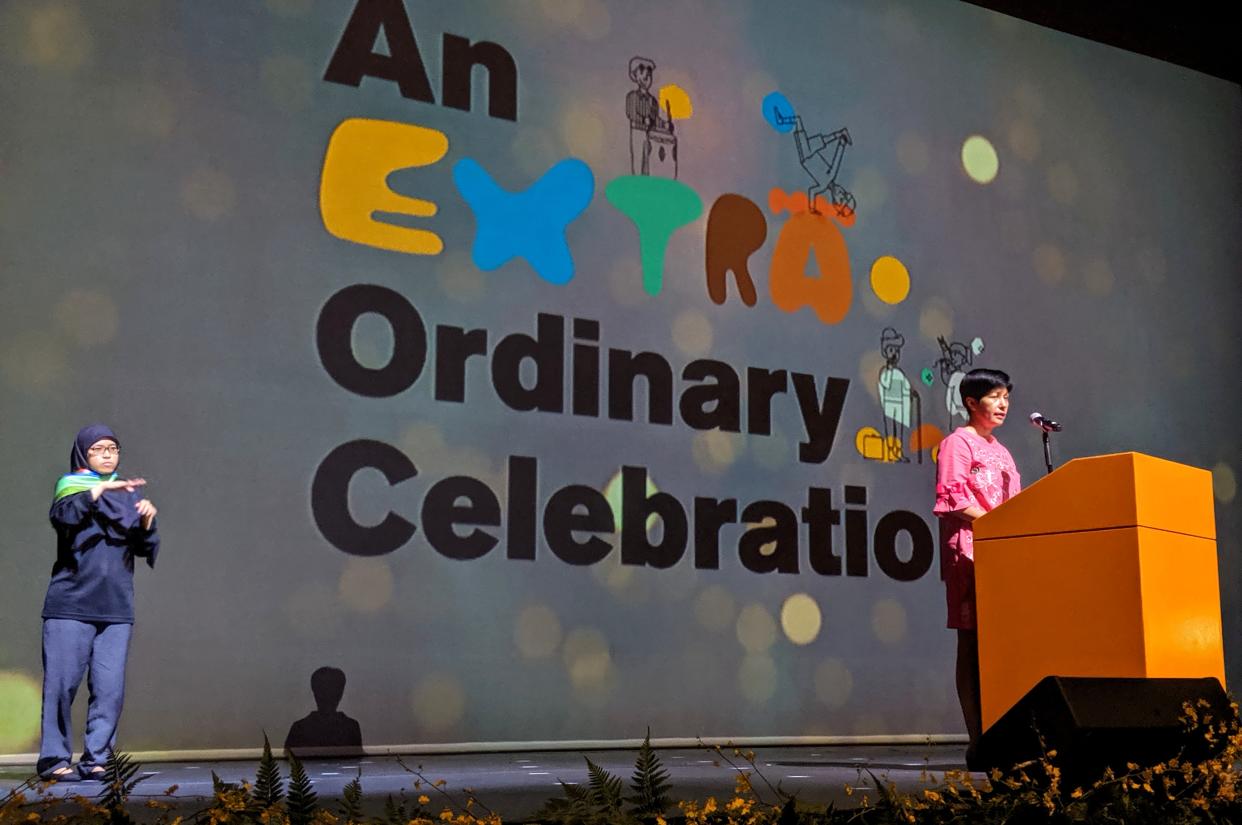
0 744 970 818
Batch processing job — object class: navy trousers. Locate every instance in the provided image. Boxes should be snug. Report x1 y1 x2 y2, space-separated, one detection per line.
38 619 132 776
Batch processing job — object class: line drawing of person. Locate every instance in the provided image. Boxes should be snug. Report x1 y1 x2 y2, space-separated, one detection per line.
936 335 986 423
878 327 913 462
772 107 855 216
625 56 678 178
284 666 363 756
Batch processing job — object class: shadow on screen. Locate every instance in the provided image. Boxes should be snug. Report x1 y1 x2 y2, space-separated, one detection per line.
284 666 364 757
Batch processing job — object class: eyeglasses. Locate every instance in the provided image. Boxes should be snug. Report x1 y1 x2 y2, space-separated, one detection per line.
88 444 121 457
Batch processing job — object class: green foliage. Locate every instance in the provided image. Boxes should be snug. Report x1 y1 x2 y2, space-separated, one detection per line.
284 751 318 825
97 750 142 825
628 730 672 818
380 793 408 825
585 757 625 818
253 733 284 809
539 732 674 824
338 771 363 823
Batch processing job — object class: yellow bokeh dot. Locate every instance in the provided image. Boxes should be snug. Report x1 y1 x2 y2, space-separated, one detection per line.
813 658 853 709
1007 121 1040 162
180 167 236 222
694 585 737 632
692 430 741 475
780 593 822 645
736 604 777 653
515 604 562 659
563 627 612 693
672 310 713 356
601 561 639 598
1084 259 1115 296
411 673 466 733
1033 243 1067 285
0 671 41 751
961 135 999 184
1046 162 1078 204
538 0 583 24
869 256 911 305
918 298 954 342
14 3 93 71
1212 462 1237 503
737 654 778 705
338 557 393 614
658 84 693 120
54 290 118 347
871 598 908 645
895 132 929 176
559 104 606 161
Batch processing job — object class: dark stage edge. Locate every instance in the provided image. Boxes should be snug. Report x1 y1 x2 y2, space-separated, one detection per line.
0 744 971 819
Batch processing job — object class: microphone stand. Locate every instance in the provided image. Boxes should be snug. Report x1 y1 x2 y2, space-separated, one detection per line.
1042 430 1054 476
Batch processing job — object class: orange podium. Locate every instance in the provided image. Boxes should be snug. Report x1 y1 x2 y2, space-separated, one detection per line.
973 452 1226 732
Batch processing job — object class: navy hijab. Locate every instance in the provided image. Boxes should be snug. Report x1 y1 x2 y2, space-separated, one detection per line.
70 424 120 472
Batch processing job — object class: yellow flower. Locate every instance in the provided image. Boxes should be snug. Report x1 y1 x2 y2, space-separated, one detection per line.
418 795 431 805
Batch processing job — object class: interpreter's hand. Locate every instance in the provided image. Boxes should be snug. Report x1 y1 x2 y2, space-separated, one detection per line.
90 477 147 501
135 498 158 531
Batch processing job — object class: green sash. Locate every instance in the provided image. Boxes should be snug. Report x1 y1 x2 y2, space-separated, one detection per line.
54 470 118 502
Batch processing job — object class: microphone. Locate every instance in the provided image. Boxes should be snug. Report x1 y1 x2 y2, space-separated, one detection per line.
1029 412 1063 433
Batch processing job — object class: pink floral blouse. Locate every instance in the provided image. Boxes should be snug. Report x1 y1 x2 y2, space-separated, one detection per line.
933 427 1022 572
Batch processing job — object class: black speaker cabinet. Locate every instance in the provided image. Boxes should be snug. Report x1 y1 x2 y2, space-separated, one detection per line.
974 676 1232 784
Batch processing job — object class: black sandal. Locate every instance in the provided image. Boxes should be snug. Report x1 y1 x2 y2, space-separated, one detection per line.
40 766 82 783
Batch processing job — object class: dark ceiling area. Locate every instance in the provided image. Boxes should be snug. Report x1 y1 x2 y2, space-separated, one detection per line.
963 0 1240 85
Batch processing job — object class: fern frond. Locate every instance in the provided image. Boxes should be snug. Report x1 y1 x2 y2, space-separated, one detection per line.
98 750 142 818
211 771 237 794
285 751 319 825
585 757 623 814
339 771 364 823
381 793 407 825
254 733 285 808
628 730 672 818
533 781 593 825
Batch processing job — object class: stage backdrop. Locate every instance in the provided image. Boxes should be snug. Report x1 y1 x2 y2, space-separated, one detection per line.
1 0 1239 754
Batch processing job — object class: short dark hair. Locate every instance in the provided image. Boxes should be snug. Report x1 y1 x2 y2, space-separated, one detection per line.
959 368 1012 404
310 666 347 707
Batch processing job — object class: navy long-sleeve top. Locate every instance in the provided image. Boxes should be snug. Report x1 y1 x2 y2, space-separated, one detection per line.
42 488 159 623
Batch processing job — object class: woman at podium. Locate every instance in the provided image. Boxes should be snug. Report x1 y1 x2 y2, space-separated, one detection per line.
933 369 1021 759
